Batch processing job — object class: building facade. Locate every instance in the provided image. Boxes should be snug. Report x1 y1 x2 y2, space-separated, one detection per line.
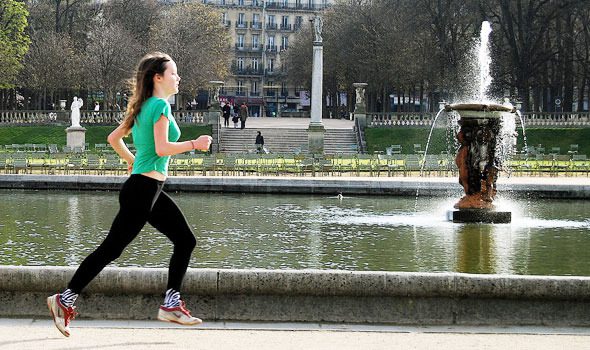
203 0 332 117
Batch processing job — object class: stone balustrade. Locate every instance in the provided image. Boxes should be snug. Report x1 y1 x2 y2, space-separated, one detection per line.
367 111 590 128
0 110 207 125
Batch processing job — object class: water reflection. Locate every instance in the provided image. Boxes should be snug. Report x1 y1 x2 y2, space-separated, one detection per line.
455 224 496 274
1 190 590 276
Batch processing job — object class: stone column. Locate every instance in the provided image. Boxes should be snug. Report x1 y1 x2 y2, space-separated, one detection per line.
353 83 368 130
66 126 86 152
308 15 325 155
208 80 224 153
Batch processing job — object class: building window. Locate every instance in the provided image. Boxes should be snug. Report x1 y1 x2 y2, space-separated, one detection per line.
251 81 258 94
252 58 259 71
281 16 289 29
268 58 275 73
238 13 246 27
267 15 276 30
281 36 288 51
237 34 245 48
252 13 261 28
237 57 244 71
281 82 288 96
266 35 276 51
237 80 244 95
252 34 259 49
238 0 244 5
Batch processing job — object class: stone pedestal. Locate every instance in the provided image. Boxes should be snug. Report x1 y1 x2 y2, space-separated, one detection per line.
353 83 368 130
308 123 325 155
66 126 86 152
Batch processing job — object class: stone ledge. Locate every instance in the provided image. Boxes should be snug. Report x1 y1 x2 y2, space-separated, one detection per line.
1 266 590 326
2 174 590 198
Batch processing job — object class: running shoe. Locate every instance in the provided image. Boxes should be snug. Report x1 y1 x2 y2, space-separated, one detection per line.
47 293 77 337
157 300 202 325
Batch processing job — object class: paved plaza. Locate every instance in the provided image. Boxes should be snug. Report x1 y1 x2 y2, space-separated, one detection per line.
0 318 589 350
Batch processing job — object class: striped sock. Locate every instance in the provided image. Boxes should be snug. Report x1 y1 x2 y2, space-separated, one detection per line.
60 289 78 308
163 289 181 308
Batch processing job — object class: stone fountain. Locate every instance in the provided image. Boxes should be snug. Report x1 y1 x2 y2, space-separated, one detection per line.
445 103 517 223
444 21 518 223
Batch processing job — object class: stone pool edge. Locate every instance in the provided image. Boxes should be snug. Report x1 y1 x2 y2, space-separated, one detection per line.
1 266 589 326
2 174 590 198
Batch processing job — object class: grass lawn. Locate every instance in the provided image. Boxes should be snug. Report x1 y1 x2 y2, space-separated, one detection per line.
0 125 212 149
366 127 590 156
1 124 589 158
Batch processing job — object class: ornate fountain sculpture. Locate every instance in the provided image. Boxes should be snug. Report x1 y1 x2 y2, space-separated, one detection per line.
445 103 516 223
443 21 518 223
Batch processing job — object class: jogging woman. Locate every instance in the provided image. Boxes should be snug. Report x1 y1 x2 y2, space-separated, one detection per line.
47 52 212 337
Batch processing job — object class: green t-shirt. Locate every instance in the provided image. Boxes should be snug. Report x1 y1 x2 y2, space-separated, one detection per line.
131 96 180 176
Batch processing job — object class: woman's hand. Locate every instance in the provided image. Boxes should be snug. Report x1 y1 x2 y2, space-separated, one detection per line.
191 135 213 151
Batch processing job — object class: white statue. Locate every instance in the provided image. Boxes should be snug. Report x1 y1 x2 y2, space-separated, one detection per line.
313 15 323 42
355 87 365 105
70 97 83 127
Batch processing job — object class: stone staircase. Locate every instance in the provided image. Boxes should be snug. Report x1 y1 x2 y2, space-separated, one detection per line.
219 127 358 154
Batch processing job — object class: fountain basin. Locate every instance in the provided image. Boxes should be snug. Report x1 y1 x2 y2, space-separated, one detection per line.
445 103 516 118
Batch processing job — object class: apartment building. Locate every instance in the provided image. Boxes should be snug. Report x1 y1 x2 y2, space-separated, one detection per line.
203 0 332 117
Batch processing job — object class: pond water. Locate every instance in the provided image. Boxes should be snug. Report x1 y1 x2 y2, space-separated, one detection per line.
1 189 590 276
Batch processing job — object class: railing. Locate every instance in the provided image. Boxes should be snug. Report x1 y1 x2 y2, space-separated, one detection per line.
250 21 262 29
367 112 590 128
368 112 438 127
520 112 590 127
0 110 206 125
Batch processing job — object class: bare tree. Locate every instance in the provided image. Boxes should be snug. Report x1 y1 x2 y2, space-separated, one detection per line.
19 29 80 109
103 0 161 43
83 15 142 109
150 2 231 105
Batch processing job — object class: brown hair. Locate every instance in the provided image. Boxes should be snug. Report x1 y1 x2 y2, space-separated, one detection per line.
120 52 172 132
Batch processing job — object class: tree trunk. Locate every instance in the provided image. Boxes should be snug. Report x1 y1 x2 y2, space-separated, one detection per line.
563 12 575 112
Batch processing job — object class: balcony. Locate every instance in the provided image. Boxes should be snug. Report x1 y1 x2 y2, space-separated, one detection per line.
279 24 292 31
265 45 277 53
266 23 278 30
280 46 288 52
250 21 262 30
235 21 248 29
222 20 231 27
232 66 264 76
234 44 263 53
265 2 332 11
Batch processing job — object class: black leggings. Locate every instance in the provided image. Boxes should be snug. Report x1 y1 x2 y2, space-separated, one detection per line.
67 174 196 294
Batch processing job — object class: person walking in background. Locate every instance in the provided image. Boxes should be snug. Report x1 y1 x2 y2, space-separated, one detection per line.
255 131 264 153
47 52 212 337
222 102 231 127
232 103 240 128
239 102 249 129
